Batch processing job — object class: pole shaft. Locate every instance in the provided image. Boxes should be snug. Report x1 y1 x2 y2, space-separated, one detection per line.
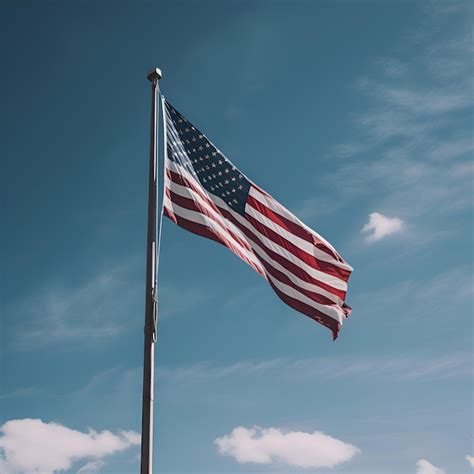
140 74 159 474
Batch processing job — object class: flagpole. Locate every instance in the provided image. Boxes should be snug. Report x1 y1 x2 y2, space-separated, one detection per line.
140 67 162 474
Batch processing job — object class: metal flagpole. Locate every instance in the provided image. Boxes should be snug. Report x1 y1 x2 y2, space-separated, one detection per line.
140 67 162 474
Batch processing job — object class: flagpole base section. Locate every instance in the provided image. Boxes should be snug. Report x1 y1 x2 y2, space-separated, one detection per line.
147 68 162 82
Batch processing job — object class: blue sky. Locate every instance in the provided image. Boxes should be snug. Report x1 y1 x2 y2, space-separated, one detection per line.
1 1 472 473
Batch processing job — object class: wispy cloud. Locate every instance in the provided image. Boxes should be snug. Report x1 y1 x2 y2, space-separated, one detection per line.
15 268 214 335
362 212 405 242
466 454 474 467
0 387 41 400
373 57 408 78
301 5 472 245
351 266 473 325
77 459 106 473
158 285 209 319
426 0 467 17
72 367 125 398
157 351 472 390
8 260 141 350
156 266 472 391
215 426 360 469
222 285 270 313
0 418 139 474
76 347 471 412
359 78 471 116
416 458 445 474
68 366 142 423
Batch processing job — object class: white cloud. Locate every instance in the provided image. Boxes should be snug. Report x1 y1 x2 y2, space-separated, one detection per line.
416 458 445 474
0 418 140 474
362 212 405 242
214 426 360 469
466 455 474 467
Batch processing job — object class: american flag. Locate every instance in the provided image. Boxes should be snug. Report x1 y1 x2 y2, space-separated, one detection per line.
162 98 353 339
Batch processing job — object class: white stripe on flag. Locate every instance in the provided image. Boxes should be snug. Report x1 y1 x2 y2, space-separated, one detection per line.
245 203 350 273
266 274 346 324
167 179 252 252
163 194 265 274
248 186 353 271
167 160 348 294
167 175 343 305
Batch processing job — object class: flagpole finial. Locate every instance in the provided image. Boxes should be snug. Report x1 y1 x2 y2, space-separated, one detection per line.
147 68 162 82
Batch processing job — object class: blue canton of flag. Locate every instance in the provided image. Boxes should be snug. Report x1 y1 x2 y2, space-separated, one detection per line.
165 102 251 216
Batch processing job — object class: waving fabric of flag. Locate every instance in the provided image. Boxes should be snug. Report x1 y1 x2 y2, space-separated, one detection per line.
162 98 353 339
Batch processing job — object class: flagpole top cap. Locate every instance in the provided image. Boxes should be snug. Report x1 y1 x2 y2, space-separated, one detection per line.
147 68 162 82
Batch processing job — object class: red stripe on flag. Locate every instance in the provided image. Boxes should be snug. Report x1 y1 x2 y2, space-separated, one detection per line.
164 196 266 277
258 258 337 307
166 168 347 300
244 211 352 282
246 194 343 262
167 169 215 208
164 206 223 246
220 207 348 301
166 187 253 253
166 203 341 338
167 183 342 306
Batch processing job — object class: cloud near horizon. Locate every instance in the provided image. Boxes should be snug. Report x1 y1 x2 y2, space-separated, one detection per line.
466 455 474 467
362 212 405 242
215 426 360 469
416 458 445 474
0 418 140 474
